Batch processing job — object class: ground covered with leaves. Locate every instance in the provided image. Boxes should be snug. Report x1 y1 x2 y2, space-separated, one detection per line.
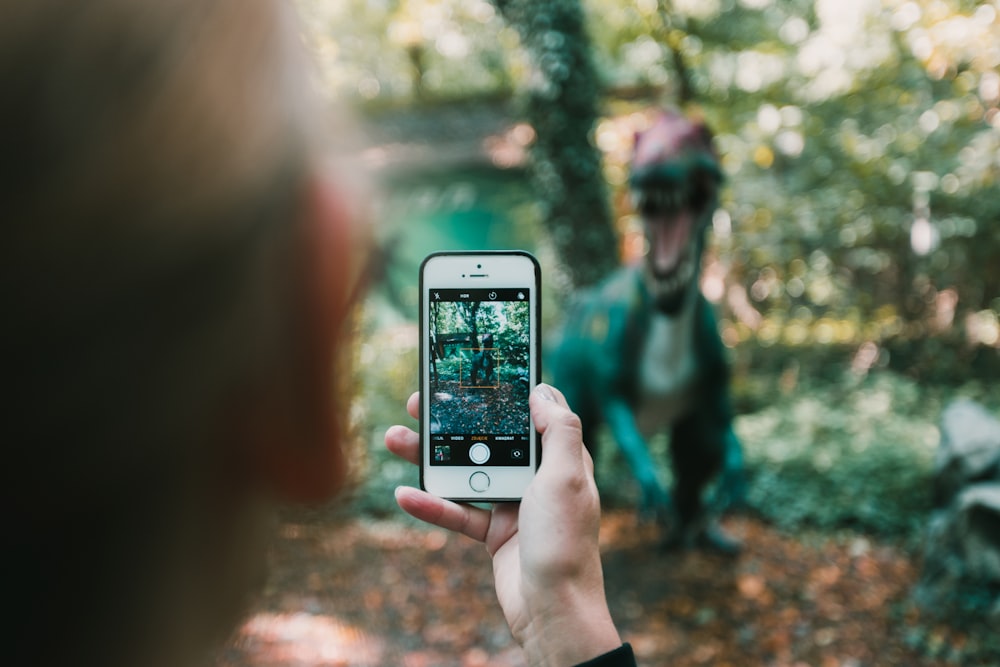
217 509 996 667
429 377 530 436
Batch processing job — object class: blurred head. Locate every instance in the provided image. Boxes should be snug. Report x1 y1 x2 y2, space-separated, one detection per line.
1 0 364 664
629 109 722 313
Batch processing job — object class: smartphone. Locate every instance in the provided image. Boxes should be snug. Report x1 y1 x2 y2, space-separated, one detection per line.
419 251 541 501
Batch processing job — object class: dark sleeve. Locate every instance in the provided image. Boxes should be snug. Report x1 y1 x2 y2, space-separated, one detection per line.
572 643 636 667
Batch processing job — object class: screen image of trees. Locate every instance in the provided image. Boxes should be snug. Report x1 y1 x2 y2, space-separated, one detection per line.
429 299 530 436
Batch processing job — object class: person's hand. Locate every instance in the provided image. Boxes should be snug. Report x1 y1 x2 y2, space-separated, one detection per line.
384 383 622 667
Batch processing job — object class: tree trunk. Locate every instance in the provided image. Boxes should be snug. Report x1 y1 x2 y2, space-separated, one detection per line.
657 2 696 106
492 0 616 289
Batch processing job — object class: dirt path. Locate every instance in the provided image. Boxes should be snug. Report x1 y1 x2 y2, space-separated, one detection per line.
217 511 994 667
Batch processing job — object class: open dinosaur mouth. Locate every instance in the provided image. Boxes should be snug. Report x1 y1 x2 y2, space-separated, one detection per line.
629 187 700 314
637 198 695 293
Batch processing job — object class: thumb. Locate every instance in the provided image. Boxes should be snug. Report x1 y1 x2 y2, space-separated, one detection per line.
530 384 590 477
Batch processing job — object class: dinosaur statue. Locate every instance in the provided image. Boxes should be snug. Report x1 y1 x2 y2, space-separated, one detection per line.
470 333 496 387
549 109 746 552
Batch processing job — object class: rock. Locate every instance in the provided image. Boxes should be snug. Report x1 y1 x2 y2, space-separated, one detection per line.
917 482 1000 616
927 484 1000 577
934 399 1000 506
917 400 1000 617
956 484 1000 581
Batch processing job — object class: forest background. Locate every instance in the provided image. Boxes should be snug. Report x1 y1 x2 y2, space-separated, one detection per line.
222 1 1000 665
303 0 1000 542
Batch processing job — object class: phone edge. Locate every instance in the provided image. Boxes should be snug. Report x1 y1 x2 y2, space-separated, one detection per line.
417 250 541 502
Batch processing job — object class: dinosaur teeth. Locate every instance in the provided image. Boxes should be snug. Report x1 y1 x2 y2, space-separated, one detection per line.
636 187 694 217
652 256 696 297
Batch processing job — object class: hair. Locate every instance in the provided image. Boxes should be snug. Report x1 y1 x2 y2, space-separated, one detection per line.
0 1 360 664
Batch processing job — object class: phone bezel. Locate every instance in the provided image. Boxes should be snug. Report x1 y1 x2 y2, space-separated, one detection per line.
418 250 541 501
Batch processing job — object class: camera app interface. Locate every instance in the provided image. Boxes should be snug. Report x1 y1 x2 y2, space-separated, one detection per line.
428 288 531 467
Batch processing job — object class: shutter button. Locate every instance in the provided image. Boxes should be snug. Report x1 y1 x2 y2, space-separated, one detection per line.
469 443 491 464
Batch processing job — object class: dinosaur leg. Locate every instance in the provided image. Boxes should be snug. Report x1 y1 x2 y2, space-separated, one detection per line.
667 415 741 555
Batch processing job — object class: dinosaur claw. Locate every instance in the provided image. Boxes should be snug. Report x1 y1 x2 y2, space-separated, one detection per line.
661 520 742 556
695 524 743 556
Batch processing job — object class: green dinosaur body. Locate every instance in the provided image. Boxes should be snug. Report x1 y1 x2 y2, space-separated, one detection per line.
549 109 745 548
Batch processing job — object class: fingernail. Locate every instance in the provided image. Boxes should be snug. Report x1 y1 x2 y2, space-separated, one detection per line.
535 383 556 401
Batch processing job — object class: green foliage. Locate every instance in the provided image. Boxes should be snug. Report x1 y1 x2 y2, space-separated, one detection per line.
737 370 939 538
297 0 517 105
738 367 999 539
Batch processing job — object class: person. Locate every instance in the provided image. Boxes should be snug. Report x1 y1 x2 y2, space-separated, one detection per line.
386 386 634 667
2 0 635 666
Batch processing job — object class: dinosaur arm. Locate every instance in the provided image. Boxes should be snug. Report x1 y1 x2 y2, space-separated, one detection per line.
711 426 746 510
602 396 671 515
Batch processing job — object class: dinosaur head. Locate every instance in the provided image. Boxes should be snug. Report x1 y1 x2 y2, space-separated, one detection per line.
629 110 722 314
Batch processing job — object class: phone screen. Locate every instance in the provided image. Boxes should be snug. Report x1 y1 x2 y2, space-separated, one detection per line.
426 287 532 468
420 251 539 500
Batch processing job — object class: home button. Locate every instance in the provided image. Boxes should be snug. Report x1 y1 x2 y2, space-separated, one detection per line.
469 471 490 493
